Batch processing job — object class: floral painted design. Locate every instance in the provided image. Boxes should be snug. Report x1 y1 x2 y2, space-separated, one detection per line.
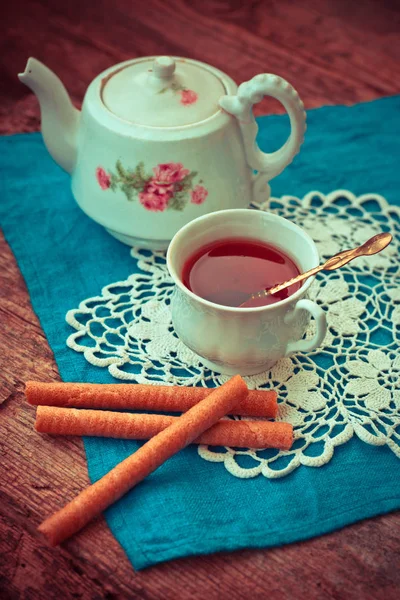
158 82 198 106
190 185 208 205
180 89 198 105
96 161 208 212
96 167 111 190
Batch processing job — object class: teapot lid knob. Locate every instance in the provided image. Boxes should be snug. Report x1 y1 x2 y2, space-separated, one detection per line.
152 56 176 79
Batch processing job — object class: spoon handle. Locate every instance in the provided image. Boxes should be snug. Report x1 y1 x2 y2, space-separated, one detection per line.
267 248 370 296
244 232 393 305
266 232 393 297
266 265 322 296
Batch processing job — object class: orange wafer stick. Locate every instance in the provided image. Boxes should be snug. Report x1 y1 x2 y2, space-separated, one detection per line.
26 381 277 418
38 375 248 545
35 406 293 450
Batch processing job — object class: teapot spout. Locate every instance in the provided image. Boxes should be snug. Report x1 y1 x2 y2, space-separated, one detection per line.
18 58 80 173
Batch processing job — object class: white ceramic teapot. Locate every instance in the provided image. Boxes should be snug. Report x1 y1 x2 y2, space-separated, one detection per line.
19 55 306 249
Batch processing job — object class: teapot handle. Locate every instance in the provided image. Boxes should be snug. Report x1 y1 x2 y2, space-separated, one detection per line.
219 74 306 202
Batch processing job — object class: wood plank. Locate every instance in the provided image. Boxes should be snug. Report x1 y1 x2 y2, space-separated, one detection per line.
1 0 399 133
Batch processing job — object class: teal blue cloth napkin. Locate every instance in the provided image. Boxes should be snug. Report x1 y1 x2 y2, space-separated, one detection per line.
1 96 399 569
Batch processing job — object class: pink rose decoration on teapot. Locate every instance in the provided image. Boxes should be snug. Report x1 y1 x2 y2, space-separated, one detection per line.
138 181 171 212
190 185 208 205
96 160 208 212
152 163 190 184
180 89 198 106
158 79 198 106
96 167 111 190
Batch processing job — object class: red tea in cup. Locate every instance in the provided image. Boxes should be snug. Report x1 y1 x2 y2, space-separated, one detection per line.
182 238 302 308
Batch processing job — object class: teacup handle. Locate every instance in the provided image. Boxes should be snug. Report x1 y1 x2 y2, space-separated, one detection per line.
219 74 306 200
284 299 327 356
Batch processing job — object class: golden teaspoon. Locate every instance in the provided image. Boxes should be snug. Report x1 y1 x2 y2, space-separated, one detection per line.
241 232 393 307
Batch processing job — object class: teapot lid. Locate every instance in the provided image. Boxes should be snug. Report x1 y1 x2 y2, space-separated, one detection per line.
101 56 226 127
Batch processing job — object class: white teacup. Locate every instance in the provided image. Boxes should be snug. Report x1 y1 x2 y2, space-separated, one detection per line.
166 209 327 375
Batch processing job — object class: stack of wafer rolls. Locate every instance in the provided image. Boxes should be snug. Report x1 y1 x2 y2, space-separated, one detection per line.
27 377 293 546
27 381 292 450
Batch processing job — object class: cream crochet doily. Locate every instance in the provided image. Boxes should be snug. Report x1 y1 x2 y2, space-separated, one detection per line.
66 190 400 478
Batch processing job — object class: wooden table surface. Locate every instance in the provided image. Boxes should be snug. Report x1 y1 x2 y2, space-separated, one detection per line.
1 1 399 598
